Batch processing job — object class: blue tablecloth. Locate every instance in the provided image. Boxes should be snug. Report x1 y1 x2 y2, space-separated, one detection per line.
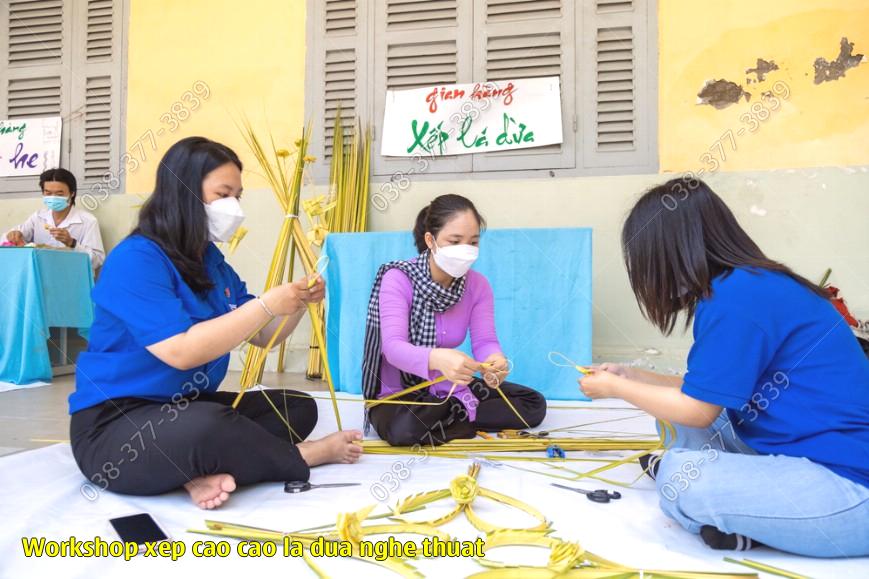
323 228 593 400
0 247 94 385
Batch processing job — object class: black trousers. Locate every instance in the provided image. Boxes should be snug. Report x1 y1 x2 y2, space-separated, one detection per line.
368 379 546 447
70 390 317 496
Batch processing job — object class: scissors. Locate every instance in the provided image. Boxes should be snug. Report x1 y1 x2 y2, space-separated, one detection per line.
284 480 360 494
551 483 622 503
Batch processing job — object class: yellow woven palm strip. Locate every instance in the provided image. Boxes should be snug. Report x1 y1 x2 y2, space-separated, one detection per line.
393 489 453 518
477 362 530 429
495 460 633 488
541 413 650 434
723 558 810 579
232 315 291 410
475 530 584 570
306 302 342 430
255 389 302 442
545 448 657 486
493 383 530 429
288 216 343 430
392 465 550 534
365 375 448 407
279 390 465 407
520 420 669 486
465 488 550 534
289 504 428 534
361 437 662 454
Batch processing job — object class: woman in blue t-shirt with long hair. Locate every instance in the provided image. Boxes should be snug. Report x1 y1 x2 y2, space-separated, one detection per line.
69 137 362 509
579 178 868 557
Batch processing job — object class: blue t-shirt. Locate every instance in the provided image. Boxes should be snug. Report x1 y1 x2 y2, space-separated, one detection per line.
69 235 255 413
681 267 869 487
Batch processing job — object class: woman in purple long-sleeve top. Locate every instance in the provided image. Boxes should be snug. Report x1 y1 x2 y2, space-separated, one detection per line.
362 194 546 446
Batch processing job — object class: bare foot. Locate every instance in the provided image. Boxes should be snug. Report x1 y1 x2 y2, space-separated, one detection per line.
298 430 363 467
184 473 236 510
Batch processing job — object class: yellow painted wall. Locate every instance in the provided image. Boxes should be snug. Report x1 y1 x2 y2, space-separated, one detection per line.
659 0 869 172
125 0 307 194
112 0 314 372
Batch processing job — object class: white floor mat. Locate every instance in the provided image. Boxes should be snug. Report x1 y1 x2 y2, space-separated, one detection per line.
0 397 864 578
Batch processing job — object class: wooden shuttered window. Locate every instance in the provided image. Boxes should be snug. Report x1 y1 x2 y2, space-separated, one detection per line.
0 0 125 195
580 0 655 170
305 0 656 180
306 0 368 171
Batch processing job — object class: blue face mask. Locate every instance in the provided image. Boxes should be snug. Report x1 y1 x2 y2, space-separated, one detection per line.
43 195 69 211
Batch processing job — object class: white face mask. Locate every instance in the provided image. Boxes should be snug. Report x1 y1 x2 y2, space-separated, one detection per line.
431 239 479 278
204 197 245 242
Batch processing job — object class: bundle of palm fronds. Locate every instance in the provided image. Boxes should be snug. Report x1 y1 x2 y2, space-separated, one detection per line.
305 107 372 378
234 119 341 428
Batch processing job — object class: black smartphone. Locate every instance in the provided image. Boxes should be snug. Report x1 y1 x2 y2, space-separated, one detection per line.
109 513 169 548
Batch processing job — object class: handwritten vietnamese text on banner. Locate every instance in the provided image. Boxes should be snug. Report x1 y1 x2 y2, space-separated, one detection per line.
0 117 62 178
380 77 562 157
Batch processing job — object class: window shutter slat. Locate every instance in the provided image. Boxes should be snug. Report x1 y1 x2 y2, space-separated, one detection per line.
472 0 575 172
597 0 633 13
486 0 561 21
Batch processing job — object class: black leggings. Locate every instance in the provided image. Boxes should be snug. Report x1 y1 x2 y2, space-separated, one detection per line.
368 379 546 447
70 390 317 496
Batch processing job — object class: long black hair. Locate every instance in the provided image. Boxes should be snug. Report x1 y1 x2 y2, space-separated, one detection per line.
132 137 242 293
413 194 486 253
622 178 826 335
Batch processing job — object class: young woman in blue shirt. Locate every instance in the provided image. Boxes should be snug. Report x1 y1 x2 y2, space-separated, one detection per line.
69 137 362 509
580 179 869 557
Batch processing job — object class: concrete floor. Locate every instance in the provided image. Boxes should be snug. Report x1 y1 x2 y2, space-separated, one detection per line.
0 372 327 457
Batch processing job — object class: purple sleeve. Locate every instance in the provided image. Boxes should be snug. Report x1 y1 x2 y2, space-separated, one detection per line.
379 268 436 381
468 272 503 362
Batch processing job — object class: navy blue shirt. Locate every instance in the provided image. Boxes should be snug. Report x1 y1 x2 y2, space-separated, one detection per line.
70 235 255 413
682 268 869 487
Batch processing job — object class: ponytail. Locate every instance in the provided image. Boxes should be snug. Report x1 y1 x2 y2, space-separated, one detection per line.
412 194 486 253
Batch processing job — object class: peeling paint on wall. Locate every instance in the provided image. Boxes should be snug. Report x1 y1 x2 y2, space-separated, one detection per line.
746 58 779 83
697 79 751 108
814 37 865 83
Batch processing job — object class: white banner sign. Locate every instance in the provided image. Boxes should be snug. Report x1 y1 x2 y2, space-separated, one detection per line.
0 116 62 177
380 76 562 157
